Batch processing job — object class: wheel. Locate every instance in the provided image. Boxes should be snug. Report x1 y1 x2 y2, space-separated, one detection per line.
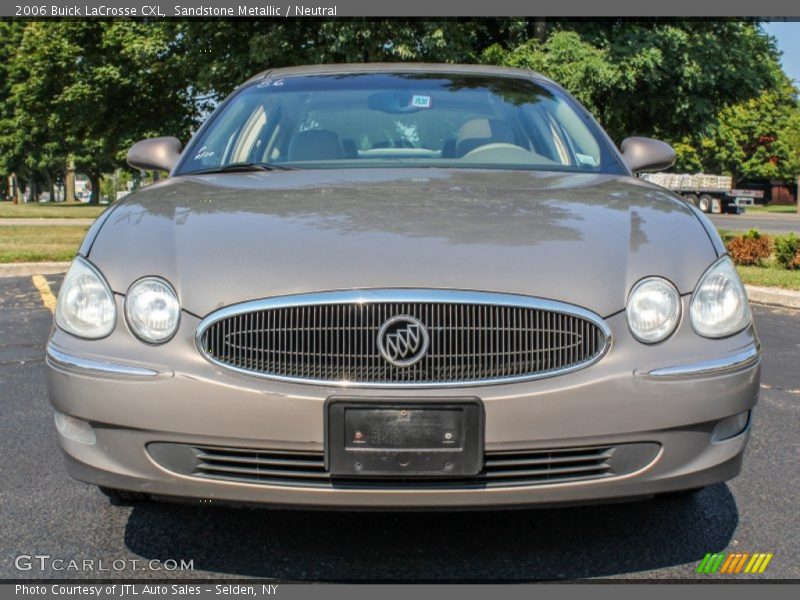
683 193 699 207
99 486 150 504
697 194 713 213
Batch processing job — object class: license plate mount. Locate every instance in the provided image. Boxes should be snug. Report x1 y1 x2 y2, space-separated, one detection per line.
325 397 484 478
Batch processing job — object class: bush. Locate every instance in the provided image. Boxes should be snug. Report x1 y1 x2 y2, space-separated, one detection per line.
725 229 772 266
773 233 800 270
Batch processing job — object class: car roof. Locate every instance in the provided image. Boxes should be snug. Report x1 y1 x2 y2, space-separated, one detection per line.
242 63 553 86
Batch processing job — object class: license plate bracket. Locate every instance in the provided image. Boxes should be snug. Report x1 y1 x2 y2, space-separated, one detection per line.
325 397 484 478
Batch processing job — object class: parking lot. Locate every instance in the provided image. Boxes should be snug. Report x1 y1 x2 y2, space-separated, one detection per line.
1 273 798 581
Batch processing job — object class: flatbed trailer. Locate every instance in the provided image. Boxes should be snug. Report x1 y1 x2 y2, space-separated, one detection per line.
640 173 764 214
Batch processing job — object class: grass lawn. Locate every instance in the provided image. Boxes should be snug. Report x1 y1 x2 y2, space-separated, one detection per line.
0 202 106 219
0 225 88 263
737 264 800 291
746 204 799 214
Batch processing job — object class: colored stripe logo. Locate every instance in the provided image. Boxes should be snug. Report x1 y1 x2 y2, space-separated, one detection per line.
697 552 773 574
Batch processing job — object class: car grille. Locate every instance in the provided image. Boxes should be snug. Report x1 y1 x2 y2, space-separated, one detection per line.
148 443 660 489
196 290 609 386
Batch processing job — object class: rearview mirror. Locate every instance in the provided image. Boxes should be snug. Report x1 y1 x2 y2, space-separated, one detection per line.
127 137 182 173
620 137 676 173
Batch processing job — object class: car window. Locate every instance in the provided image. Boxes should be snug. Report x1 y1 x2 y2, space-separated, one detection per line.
178 73 609 174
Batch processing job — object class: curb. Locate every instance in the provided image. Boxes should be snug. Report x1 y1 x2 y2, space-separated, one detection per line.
745 285 800 310
0 262 71 278
2 264 799 311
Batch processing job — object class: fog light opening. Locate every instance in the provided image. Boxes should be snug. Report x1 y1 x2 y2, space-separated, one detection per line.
54 410 97 445
712 411 750 443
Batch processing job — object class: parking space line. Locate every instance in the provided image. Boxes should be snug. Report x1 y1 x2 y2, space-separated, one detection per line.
32 275 57 314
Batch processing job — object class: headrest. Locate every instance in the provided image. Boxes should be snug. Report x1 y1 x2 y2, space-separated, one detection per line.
287 129 343 162
455 119 515 157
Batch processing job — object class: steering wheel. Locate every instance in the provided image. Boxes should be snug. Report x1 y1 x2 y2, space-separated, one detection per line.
463 143 528 158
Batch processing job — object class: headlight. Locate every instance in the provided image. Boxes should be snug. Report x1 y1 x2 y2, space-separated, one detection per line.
690 257 751 338
626 277 681 343
124 277 180 343
55 257 116 339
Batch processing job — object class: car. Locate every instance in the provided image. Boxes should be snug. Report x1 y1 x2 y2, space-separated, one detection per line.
46 63 760 509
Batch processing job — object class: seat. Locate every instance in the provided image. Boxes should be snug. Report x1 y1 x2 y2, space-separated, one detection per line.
341 139 358 159
287 129 344 161
441 138 456 158
455 119 516 157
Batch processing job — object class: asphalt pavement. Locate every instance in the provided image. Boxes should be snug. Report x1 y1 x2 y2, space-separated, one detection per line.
710 212 800 234
1 274 798 581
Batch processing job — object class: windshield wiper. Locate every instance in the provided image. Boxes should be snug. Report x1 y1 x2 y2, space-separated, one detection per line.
187 162 297 175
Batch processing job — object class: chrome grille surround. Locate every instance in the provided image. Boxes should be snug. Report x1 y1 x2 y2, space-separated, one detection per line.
195 289 611 388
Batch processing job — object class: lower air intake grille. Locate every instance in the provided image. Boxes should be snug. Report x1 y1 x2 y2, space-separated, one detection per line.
148 443 660 489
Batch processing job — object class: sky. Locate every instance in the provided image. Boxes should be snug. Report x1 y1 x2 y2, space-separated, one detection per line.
762 21 800 87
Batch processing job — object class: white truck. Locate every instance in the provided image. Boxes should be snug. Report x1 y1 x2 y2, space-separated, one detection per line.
640 173 764 214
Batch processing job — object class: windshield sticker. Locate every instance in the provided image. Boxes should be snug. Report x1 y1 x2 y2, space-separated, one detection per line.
410 95 432 109
194 146 215 160
257 78 284 88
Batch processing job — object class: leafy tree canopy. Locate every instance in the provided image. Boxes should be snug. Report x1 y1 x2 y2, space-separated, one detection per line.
0 19 797 203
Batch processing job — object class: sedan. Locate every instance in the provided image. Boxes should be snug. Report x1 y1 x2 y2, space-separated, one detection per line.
47 64 759 508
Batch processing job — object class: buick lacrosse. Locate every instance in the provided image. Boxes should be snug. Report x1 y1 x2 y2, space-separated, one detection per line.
47 64 760 507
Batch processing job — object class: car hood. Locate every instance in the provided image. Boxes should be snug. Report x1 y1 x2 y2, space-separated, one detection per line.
88 168 718 318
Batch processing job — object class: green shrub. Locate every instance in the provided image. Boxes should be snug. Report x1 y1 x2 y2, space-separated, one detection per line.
773 233 800 270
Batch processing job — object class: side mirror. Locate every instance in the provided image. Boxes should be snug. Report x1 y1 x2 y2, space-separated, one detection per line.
127 137 182 173
620 137 676 173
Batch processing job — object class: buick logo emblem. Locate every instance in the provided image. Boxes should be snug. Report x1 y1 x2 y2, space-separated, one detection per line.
377 315 429 367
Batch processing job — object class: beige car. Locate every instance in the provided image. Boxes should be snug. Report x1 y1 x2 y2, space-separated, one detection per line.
47 64 760 508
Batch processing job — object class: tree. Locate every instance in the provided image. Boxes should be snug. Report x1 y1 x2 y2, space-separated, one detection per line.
0 22 200 203
481 22 784 145
698 81 798 184
780 103 800 211
0 22 75 202
56 22 200 202
173 20 532 98
0 21 35 202
0 19 796 204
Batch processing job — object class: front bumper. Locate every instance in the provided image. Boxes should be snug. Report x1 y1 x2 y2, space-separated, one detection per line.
46 300 760 509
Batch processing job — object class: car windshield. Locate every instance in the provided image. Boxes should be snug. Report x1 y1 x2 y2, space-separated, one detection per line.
177 73 611 175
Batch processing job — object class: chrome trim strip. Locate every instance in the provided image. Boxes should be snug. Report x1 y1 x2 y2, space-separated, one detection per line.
46 345 160 378
644 344 760 378
195 289 612 388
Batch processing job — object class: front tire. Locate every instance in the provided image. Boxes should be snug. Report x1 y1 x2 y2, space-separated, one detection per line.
698 194 713 213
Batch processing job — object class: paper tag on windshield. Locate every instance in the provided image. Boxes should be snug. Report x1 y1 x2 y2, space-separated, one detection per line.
411 95 432 109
